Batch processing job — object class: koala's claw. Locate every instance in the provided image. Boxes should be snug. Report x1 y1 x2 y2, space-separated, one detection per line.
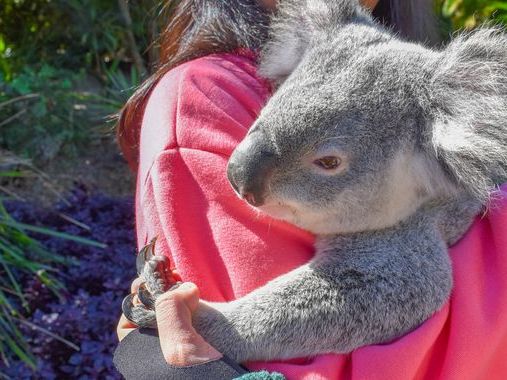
123 238 181 328
137 282 156 310
143 255 172 296
136 237 157 276
121 293 157 328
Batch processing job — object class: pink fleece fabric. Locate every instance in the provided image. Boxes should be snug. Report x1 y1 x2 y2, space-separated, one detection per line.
135 53 507 380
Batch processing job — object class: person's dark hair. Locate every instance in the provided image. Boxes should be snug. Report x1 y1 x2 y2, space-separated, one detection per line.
374 0 441 46
117 0 270 169
118 0 440 170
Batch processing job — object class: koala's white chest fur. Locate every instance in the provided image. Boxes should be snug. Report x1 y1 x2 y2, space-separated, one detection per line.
372 150 458 232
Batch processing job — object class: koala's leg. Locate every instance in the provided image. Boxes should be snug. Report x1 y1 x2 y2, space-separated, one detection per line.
192 226 453 363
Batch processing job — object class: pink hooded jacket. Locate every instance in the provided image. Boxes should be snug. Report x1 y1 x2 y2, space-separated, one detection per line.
134 52 507 380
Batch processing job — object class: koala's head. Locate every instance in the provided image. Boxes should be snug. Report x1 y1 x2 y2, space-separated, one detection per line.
227 0 507 235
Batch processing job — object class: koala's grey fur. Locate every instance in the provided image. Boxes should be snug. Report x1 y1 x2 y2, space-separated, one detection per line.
126 0 507 363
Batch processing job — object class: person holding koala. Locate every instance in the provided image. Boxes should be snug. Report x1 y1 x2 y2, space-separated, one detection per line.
115 0 507 379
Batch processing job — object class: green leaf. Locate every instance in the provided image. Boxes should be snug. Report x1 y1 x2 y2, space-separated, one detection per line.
0 35 6 54
442 0 464 17
487 2 507 11
10 78 31 95
0 171 27 178
0 218 107 248
32 101 48 117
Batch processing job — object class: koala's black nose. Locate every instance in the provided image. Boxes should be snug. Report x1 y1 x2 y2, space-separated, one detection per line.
227 134 277 207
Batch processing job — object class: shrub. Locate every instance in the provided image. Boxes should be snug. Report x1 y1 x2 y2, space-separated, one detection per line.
0 65 97 162
0 188 136 379
0 0 159 80
0 0 153 162
0 201 65 370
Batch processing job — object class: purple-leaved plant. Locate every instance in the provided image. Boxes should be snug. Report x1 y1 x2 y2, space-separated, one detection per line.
0 187 136 379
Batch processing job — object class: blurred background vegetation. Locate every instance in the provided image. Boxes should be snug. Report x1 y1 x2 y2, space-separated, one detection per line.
0 0 162 374
0 0 162 164
441 0 507 29
0 0 506 377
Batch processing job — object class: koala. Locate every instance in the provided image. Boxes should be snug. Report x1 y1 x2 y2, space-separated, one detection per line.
123 0 507 363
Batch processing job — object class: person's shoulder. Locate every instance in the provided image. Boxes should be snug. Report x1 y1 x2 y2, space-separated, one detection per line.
139 53 271 178
174 51 259 78
145 52 272 136
156 52 271 101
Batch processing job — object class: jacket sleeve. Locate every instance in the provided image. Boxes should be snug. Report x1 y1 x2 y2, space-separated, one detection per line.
114 54 314 378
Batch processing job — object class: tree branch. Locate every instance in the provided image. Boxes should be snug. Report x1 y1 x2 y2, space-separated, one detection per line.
117 0 148 76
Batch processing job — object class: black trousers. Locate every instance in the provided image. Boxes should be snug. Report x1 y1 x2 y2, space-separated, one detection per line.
113 329 249 380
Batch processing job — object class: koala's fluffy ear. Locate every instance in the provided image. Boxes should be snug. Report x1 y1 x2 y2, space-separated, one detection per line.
259 0 362 83
258 11 309 83
429 28 507 200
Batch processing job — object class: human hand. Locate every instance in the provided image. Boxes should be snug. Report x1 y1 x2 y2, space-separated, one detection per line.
117 276 222 366
154 281 223 366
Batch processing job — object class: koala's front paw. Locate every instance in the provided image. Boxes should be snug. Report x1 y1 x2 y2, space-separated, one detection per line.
122 239 180 328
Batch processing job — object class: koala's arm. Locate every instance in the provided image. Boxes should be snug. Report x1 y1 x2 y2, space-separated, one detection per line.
192 228 452 363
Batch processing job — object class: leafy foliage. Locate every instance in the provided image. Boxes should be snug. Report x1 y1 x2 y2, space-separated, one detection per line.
87 66 142 124
0 63 141 162
0 189 105 372
439 0 507 30
0 189 136 378
0 65 97 162
0 201 66 370
0 0 159 80
0 0 154 161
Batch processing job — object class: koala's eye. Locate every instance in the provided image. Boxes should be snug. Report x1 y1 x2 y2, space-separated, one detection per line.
313 156 341 170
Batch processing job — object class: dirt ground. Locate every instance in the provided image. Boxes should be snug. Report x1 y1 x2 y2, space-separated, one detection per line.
1 136 135 206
